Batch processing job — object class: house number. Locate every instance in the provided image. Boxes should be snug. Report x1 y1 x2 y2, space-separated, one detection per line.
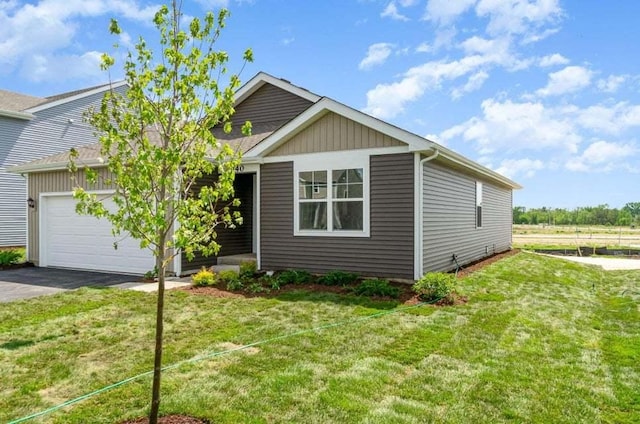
235 165 245 172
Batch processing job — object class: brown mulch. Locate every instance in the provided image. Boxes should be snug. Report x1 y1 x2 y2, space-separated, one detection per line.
181 250 520 307
0 262 34 271
120 414 208 424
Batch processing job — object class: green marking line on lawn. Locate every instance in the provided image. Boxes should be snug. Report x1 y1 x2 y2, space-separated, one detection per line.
8 299 434 424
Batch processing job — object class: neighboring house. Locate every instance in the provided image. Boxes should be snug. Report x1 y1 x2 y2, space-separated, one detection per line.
11 72 521 279
0 82 127 247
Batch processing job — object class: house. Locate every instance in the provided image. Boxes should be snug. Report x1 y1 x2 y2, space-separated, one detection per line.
0 82 127 247
10 72 521 279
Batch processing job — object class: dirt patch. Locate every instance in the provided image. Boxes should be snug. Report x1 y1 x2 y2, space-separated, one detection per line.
180 250 518 306
120 415 208 424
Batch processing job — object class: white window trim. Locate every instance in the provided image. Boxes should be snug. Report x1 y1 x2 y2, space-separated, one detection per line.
476 181 483 229
293 151 370 238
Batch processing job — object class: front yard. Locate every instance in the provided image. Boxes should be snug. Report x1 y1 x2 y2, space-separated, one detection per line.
1 252 638 423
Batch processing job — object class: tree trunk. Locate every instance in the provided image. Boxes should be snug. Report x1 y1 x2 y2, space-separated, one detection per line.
149 245 166 424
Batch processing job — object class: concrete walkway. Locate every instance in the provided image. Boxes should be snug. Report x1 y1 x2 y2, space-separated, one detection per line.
542 255 640 270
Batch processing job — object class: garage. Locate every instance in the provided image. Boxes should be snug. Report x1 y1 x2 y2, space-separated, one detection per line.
40 194 155 275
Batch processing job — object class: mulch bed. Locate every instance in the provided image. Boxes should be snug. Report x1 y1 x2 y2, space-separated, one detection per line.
120 415 208 424
0 262 34 271
182 249 520 306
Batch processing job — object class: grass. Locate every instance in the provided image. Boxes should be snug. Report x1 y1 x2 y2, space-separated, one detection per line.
0 252 639 423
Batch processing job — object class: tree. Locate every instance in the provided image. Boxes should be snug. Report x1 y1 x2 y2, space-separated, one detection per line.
69 3 252 422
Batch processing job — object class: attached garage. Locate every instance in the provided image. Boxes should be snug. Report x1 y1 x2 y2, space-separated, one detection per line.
39 193 154 274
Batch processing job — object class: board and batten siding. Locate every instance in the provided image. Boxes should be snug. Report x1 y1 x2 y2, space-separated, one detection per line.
260 153 414 279
0 85 127 247
422 161 512 272
231 83 313 125
267 112 404 157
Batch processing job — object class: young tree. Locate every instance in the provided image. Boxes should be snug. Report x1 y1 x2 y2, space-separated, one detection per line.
69 2 252 422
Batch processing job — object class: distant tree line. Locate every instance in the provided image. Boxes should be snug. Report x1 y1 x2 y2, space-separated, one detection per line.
513 203 640 226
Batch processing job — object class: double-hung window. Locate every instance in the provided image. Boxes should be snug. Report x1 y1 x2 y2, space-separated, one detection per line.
476 181 483 229
295 154 369 237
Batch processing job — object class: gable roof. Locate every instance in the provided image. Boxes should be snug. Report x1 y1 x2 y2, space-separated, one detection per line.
0 81 126 120
234 72 320 105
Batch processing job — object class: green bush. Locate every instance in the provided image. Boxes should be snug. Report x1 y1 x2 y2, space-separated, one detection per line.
217 269 242 291
259 274 280 290
192 267 216 287
354 279 400 298
246 282 268 294
277 269 313 285
318 270 359 286
239 260 257 278
413 272 455 301
0 249 22 266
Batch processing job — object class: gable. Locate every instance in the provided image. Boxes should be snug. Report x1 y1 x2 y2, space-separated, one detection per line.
231 83 313 126
266 111 405 157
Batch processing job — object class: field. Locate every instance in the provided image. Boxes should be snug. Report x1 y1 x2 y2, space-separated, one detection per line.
1 252 639 423
513 224 640 249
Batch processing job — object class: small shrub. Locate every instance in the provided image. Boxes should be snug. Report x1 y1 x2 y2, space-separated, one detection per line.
277 269 313 285
217 269 242 291
239 260 257 278
192 267 216 287
0 249 22 266
318 270 359 286
413 272 455 302
354 279 400 298
259 274 280 290
247 282 268 294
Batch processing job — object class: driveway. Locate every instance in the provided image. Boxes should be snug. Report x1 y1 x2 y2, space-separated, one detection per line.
0 267 139 303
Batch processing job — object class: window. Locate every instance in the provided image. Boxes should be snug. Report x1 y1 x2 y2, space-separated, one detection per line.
295 155 369 237
476 181 483 228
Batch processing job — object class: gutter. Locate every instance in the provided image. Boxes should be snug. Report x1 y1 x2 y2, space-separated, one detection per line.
0 109 35 121
9 160 107 174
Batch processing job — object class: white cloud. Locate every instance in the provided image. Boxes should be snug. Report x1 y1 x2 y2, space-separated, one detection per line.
416 42 432 53
495 158 544 178
21 51 104 82
451 70 489 99
566 140 638 172
359 43 395 70
440 98 582 154
536 65 592 97
381 2 409 21
539 53 569 67
398 0 419 6
476 0 563 36
424 0 476 24
0 0 160 81
597 75 627 93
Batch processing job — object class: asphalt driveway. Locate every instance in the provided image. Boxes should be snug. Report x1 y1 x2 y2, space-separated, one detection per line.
0 267 139 303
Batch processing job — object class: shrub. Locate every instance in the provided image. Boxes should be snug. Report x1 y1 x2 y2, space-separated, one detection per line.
259 274 280 290
247 282 268 294
217 269 242 291
413 272 455 301
318 270 359 286
277 269 313 285
354 279 400 298
239 260 257 278
192 267 216 287
0 249 22 266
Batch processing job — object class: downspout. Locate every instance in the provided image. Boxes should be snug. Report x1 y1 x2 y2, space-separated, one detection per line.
417 149 439 278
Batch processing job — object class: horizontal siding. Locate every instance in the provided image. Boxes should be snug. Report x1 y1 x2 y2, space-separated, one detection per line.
261 153 414 279
181 173 254 272
422 162 512 272
0 85 127 246
231 83 312 125
268 112 404 156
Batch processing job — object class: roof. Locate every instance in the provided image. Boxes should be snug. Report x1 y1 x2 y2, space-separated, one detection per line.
8 72 521 189
0 81 126 120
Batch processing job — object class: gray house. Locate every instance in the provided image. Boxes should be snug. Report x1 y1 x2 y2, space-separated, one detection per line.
0 82 127 247
11 73 520 279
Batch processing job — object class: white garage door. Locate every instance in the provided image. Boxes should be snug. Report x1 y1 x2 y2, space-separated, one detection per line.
41 195 155 274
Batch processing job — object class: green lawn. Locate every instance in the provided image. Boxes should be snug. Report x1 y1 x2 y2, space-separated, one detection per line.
1 252 639 423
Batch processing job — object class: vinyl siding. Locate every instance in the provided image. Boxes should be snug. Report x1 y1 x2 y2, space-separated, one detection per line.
231 83 313 125
261 153 414 279
422 161 512 272
181 173 254 273
0 85 127 246
268 112 404 156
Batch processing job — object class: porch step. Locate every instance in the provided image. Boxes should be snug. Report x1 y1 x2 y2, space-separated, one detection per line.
216 253 256 266
211 264 240 273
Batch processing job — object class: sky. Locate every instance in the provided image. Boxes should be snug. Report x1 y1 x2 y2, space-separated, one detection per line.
1 0 639 209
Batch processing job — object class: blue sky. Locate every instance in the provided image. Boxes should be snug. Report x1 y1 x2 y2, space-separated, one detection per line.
2 0 639 209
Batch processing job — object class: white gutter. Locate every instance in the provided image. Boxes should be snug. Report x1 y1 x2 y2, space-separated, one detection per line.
415 149 439 279
9 160 107 174
0 109 35 120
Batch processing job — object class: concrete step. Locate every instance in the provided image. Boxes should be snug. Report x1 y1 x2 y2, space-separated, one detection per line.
211 264 240 273
216 253 256 266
